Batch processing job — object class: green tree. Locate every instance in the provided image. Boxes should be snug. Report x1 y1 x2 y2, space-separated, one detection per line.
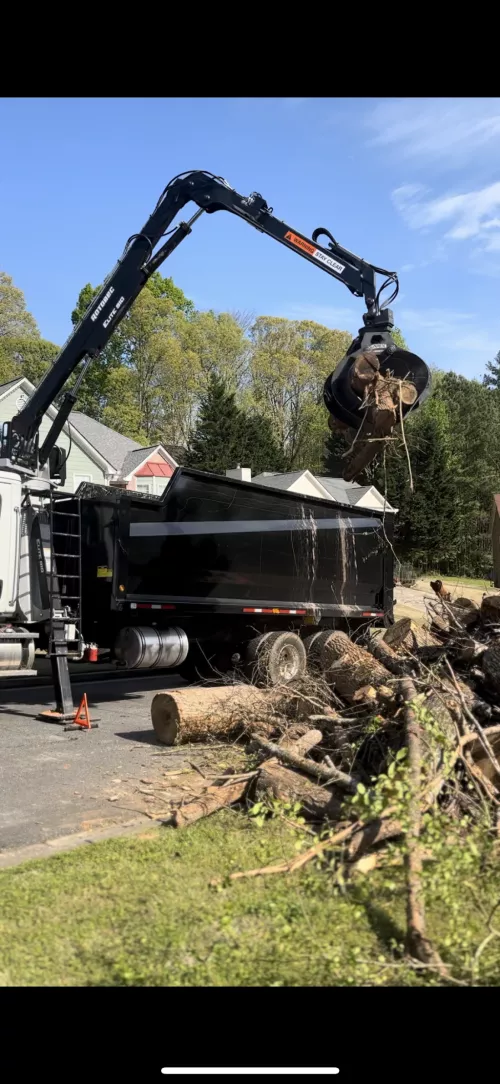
0 336 59 386
0 272 40 340
179 309 250 389
383 397 461 571
391 326 408 350
186 373 246 473
249 317 351 470
239 410 285 475
186 373 284 475
323 426 350 478
483 349 500 389
69 273 196 427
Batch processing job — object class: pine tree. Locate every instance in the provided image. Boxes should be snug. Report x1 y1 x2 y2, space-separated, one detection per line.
186 373 246 473
187 373 286 475
241 411 285 474
483 349 500 389
323 427 349 477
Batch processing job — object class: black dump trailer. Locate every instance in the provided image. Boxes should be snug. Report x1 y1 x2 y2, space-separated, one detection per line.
51 468 393 684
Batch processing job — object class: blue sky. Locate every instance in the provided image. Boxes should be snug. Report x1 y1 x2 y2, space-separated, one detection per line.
1 96 500 379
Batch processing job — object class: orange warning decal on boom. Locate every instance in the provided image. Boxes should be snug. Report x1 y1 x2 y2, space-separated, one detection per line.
284 231 315 256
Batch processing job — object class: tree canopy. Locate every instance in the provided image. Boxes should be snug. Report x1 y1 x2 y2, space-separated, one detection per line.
3 266 500 578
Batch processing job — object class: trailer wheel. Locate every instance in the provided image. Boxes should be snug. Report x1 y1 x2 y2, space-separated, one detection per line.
246 631 307 686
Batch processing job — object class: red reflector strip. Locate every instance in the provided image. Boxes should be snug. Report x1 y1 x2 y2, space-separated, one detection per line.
243 607 306 615
362 611 384 617
130 603 176 610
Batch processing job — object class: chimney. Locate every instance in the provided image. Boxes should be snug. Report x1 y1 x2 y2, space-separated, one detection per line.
225 466 252 483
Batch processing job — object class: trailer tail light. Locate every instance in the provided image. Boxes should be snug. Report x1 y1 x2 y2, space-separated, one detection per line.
129 603 176 610
362 611 384 617
242 607 307 615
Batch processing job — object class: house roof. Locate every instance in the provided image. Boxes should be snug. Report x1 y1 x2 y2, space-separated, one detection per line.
320 476 396 513
0 378 182 477
252 470 332 500
136 462 172 477
252 470 397 512
163 443 185 464
0 377 24 400
68 412 141 471
121 444 180 478
120 446 156 477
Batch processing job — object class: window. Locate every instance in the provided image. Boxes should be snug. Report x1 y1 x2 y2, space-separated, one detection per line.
73 474 92 490
136 479 151 494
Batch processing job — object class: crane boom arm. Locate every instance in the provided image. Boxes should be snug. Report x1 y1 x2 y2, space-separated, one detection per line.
3 170 400 473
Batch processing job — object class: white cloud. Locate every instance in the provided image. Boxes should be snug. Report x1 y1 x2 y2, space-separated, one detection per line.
392 180 500 254
399 308 499 360
399 308 474 335
366 98 500 164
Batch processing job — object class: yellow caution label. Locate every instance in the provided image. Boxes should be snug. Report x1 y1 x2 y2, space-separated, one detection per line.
97 566 113 578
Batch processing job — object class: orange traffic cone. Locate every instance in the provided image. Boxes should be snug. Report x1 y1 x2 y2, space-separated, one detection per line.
73 693 91 729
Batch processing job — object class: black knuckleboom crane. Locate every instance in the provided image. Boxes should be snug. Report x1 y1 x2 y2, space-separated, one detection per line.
0 171 430 722
2 170 430 481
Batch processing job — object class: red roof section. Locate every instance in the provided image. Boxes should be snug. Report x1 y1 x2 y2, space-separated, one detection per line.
136 462 173 477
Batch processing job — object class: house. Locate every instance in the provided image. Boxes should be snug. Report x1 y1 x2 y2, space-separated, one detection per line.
0 377 184 495
226 466 397 513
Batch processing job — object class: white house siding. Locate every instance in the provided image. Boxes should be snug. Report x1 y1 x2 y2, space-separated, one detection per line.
1 386 106 492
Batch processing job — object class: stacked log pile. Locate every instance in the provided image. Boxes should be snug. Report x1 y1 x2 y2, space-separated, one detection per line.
147 587 500 972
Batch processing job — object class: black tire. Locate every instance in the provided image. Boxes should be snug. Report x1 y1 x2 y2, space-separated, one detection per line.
245 631 307 686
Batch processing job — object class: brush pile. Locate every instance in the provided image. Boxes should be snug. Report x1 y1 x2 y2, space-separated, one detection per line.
149 588 500 970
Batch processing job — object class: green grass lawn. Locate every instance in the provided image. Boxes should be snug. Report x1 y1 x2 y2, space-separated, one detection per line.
1 810 500 986
417 573 493 591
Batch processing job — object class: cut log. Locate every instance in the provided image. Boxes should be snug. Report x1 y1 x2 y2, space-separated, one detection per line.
350 351 380 395
172 779 248 827
319 631 392 702
467 730 500 788
279 728 323 756
151 684 277 745
367 634 412 675
255 760 341 821
347 816 403 861
251 731 357 792
352 684 379 704
480 594 500 624
383 617 441 656
429 611 451 637
481 642 500 696
450 598 480 629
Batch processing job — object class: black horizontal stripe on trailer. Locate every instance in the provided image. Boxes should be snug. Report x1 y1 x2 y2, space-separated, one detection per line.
129 517 380 537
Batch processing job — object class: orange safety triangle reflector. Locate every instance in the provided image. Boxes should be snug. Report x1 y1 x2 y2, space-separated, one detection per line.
73 693 91 729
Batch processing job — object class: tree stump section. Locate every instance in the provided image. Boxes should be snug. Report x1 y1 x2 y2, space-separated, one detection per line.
255 761 342 821
151 684 278 745
319 630 392 702
481 594 500 624
482 642 500 697
451 598 480 629
383 618 441 656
